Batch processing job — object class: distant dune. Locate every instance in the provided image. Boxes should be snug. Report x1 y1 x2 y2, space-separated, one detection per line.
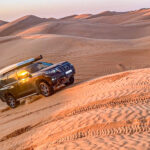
88 8 150 24
15 20 150 39
60 15 78 20
74 14 92 19
0 15 49 36
0 20 8 26
61 14 92 20
0 9 150 38
87 11 125 19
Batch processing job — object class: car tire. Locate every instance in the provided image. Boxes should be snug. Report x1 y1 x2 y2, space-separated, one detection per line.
6 95 18 108
39 81 54 97
65 76 74 86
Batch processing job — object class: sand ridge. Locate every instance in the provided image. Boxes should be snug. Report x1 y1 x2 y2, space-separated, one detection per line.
0 20 8 26
0 34 150 83
0 9 150 38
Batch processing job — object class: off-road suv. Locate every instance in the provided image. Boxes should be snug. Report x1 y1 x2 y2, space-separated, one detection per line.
0 55 75 108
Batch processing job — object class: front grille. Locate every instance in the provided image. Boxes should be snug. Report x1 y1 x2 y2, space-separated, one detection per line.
60 64 70 72
63 65 70 71
58 66 65 72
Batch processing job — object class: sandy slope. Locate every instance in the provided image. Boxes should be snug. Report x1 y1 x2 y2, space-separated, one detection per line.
0 15 49 36
0 20 8 26
0 68 150 150
0 34 150 82
16 20 150 39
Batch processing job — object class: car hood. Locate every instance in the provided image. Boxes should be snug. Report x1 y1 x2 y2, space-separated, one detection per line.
41 61 67 72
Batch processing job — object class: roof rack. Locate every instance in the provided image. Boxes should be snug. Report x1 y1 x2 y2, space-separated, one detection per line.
0 55 43 76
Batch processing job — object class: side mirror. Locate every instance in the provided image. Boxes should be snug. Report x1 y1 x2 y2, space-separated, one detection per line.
17 70 32 80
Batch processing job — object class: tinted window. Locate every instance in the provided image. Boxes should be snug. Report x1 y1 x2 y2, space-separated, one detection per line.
42 62 53 66
24 62 53 73
6 71 17 84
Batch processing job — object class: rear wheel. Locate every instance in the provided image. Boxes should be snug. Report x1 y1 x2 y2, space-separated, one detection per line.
6 95 18 108
39 81 54 97
65 76 74 86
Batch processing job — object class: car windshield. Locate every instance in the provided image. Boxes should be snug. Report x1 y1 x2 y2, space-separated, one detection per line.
23 62 53 73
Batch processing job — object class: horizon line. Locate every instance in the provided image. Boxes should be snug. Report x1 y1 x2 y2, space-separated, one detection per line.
1 7 150 22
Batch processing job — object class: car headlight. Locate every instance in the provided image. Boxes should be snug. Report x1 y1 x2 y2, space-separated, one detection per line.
52 77 56 81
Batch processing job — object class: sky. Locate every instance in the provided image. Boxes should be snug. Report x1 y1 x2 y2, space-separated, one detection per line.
0 0 150 21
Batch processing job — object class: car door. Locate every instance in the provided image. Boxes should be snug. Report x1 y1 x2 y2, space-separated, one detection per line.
16 70 35 97
0 74 9 101
5 71 19 98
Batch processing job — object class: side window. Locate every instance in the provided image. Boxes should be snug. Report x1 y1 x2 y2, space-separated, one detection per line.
42 62 53 66
6 71 17 84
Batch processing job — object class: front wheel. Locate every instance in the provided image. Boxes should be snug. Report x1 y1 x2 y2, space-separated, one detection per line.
65 76 74 86
6 95 18 108
39 82 54 97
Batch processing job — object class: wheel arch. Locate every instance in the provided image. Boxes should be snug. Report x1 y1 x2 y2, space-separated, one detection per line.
4 92 16 100
2 92 17 105
35 78 52 87
35 78 53 94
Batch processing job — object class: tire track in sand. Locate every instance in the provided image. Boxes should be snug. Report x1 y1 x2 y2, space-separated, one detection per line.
24 117 150 149
1 92 149 145
50 93 150 123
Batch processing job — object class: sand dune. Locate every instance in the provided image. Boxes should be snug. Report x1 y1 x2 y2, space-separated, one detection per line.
88 8 150 24
0 20 8 26
0 9 150 38
0 68 150 149
0 34 150 82
74 14 92 19
60 15 78 20
0 15 49 36
16 19 150 39
87 11 125 19
61 14 92 20
15 9 150 39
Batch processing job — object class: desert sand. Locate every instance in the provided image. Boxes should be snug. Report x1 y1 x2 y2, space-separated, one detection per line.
0 69 150 150
0 8 150 150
